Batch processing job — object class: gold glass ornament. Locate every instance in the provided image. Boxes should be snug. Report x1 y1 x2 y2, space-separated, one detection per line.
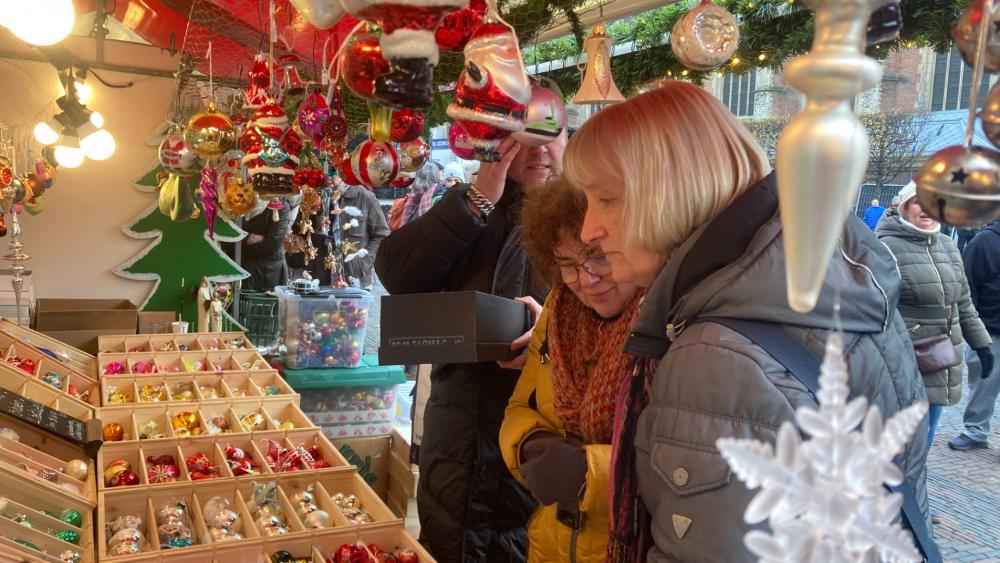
62 459 89 481
240 412 265 431
223 178 258 217
171 411 200 432
184 102 237 158
139 384 167 402
103 422 125 441
108 390 132 404
279 421 296 431
953 0 1000 72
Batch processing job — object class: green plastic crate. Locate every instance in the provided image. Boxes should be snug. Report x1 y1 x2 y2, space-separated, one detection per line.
238 290 280 348
281 354 406 389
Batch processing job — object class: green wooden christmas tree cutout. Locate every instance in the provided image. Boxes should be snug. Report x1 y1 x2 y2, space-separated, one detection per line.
114 200 248 323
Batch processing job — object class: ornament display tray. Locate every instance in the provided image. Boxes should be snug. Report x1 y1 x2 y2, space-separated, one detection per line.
97 333 254 355
97 429 353 492
0 317 98 378
1 363 97 421
99 349 271 380
0 418 98 506
97 398 313 443
97 473 402 562
0 463 96 562
0 334 99 411
100 371 296 407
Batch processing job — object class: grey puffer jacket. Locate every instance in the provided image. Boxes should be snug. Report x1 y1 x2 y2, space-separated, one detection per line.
628 174 930 563
876 211 992 406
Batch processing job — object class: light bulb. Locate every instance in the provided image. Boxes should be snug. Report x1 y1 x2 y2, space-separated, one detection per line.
54 144 84 168
89 111 104 128
6 0 75 46
81 129 115 161
33 120 60 145
74 81 93 104
54 134 84 168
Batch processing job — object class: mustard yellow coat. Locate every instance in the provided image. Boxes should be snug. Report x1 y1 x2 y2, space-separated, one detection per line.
499 303 612 563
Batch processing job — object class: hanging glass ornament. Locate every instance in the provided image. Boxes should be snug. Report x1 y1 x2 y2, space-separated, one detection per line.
298 91 331 145
447 122 476 160
368 102 394 143
239 102 303 196
953 0 1000 72
865 2 903 46
290 0 344 28
185 103 237 158
670 0 740 71
244 54 272 109
342 0 467 109
446 2 531 161
512 86 566 147
340 32 391 101
390 108 424 143
398 138 430 172
200 168 220 238
436 0 486 52
158 134 200 177
348 140 398 188
914 145 1000 227
223 178 258 217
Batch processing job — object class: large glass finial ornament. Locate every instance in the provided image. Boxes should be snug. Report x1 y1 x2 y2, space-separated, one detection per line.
572 24 625 104
916 0 1000 227
716 332 927 563
775 0 883 313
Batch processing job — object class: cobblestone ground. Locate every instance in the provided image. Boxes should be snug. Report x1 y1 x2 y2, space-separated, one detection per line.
928 377 1000 563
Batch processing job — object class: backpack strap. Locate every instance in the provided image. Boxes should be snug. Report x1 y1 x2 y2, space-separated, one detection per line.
697 317 942 563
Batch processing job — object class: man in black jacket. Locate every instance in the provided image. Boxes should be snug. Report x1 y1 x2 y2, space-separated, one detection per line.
950 221 1000 450
375 132 564 562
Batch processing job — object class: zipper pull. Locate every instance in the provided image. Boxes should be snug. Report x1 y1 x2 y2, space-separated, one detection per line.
666 320 686 342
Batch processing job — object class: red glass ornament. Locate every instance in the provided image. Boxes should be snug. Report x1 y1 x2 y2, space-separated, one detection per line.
111 469 140 487
340 33 390 101
333 544 364 563
436 0 486 52
390 109 424 143
339 158 361 186
390 174 415 188
348 140 399 188
392 548 418 563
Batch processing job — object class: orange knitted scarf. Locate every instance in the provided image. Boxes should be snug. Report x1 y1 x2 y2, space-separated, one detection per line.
547 284 641 444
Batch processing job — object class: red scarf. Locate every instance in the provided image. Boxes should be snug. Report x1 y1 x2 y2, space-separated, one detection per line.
547 284 641 444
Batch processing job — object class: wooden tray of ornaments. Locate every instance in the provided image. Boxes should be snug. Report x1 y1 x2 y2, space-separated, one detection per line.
0 317 98 378
97 333 256 365
0 363 97 422
0 334 99 412
263 526 434 563
0 461 97 563
97 428 353 492
98 349 274 383
0 413 98 506
97 397 312 444
100 371 297 408
97 473 404 562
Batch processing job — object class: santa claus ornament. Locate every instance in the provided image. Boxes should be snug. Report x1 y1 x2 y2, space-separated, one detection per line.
159 134 200 176
240 102 303 196
245 54 272 109
447 3 532 161
342 0 467 109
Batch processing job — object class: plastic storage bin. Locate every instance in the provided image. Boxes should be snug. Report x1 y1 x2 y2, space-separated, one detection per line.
276 286 372 369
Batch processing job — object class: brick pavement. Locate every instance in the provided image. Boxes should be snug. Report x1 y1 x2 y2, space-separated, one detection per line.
927 376 1000 563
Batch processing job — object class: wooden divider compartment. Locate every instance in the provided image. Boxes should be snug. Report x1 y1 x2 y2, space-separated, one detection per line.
0 319 97 377
178 438 233 481
0 515 92 562
127 353 157 375
197 403 241 436
0 493 95 561
250 371 296 398
5 341 44 376
274 474 350 530
231 350 269 371
221 373 257 399
190 481 259 544
354 527 434 562
124 336 151 353
105 380 137 405
98 488 153 560
193 375 227 401
171 335 202 353
283 431 352 474
0 435 94 501
133 406 175 440
101 407 139 443
99 336 127 354
141 442 188 485
148 335 177 353
180 352 210 374
153 353 183 374
234 479 308 536
134 376 170 404
1 362 97 418
272 534 344 563
263 401 313 430
102 353 131 375
97 444 148 490
167 378 199 402
313 473 398 527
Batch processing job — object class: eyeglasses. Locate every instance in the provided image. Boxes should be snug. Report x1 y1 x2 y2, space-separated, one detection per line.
558 254 612 284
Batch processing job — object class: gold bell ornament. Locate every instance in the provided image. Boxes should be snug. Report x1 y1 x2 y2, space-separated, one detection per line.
572 24 625 105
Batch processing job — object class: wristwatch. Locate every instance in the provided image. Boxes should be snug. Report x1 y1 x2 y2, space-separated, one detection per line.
465 185 496 217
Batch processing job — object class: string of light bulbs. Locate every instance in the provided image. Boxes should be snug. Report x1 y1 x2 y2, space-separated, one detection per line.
33 69 116 168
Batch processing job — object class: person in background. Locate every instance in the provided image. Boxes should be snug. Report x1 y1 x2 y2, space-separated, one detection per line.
876 183 993 445
241 198 290 290
443 161 467 187
375 116 566 561
949 219 1000 451
337 180 390 290
564 81 930 562
956 226 982 253
863 198 886 229
500 178 639 562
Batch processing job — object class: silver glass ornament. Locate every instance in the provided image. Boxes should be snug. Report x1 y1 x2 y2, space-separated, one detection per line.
670 0 739 70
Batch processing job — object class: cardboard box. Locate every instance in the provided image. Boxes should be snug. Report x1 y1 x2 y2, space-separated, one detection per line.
333 435 390 500
379 291 530 365
391 426 413 464
137 311 177 334
389 447 419 498
35 299 138 354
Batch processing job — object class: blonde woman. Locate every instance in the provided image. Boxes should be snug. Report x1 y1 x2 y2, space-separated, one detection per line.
563 81 931 562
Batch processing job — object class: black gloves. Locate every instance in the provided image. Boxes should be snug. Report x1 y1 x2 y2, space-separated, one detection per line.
519 433 587 506
976 347 995 379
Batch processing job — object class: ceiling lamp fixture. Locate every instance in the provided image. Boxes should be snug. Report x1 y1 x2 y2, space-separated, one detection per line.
572 24 626 105
34 71 116 166
1 0 74 46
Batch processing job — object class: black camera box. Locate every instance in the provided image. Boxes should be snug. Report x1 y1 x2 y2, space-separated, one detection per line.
378 291 531 365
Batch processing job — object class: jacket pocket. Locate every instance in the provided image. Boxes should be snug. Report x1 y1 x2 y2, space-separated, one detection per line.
650 440 732 496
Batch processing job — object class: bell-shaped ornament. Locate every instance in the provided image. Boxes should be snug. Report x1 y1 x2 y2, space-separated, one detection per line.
915 145 1000 227
572 24 625 105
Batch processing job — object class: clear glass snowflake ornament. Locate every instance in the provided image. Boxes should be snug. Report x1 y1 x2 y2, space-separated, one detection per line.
716 331 928 563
